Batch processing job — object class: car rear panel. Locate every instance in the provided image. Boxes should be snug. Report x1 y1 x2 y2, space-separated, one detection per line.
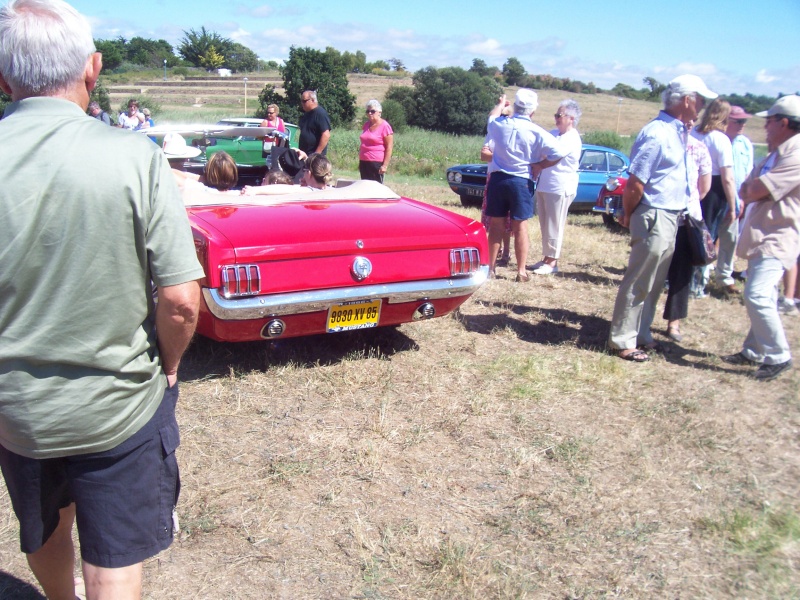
188 197 488 341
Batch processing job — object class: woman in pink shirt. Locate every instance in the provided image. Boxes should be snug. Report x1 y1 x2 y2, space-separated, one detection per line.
259 104 286 165
359 99 394 183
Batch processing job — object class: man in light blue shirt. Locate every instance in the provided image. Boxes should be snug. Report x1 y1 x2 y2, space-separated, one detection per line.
484 89 564 281
609 75 718 361
717 105 754 290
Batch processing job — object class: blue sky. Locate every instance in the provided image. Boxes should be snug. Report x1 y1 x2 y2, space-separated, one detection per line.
71 0 799 97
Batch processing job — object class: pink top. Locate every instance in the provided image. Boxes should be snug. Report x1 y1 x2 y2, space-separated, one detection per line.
687 135 711 220
260 116 285 143
359 120 393 162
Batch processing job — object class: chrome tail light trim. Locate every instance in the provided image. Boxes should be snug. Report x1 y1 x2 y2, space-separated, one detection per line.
450 248 480 276
220 264 261 298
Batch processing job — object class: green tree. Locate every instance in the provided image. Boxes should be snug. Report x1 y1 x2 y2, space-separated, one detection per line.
179 27 232 68
643 77 666 101
502 57 526 86
226 43 259 73
380 98 407 133
256 46 356 128
200 46 226 71
126 37 178 68
403 66 503 135
384 85 416 119
89 81 111 113
342 50 367 73
469 58 498 78
366 59 390 72
94 39 124 71
388 58 405 72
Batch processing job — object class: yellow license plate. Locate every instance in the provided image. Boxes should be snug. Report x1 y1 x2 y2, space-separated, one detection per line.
327 299 382 332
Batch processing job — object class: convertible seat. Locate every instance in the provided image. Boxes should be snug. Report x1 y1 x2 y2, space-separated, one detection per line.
182 179 401 207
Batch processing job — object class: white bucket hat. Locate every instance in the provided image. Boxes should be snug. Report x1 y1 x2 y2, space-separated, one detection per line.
162 133 202 159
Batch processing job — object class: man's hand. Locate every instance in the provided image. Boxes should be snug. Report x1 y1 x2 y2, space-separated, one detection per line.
620 174 645 230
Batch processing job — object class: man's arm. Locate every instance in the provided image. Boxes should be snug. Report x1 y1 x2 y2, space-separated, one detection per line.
531 157 561 179
620 174 645 229
488 94 507 120
315 129 331 154
156 281 201 386
739 176 770 205
719 165 738 221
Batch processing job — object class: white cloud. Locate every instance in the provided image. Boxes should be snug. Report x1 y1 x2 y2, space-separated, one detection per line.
755 69 777 83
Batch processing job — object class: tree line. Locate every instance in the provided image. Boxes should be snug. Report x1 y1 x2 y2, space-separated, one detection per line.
0 31 789 135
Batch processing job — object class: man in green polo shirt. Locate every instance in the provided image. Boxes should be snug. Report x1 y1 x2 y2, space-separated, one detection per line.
0 0 205 597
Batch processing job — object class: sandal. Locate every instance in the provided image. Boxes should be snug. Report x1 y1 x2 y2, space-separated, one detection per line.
667 327 683 342
515 272 531 283
619 349 649 362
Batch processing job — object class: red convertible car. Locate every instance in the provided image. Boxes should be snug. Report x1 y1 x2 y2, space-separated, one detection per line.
183 180 489 342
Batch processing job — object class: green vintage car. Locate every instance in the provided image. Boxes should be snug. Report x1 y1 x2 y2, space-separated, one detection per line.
202 117 299 170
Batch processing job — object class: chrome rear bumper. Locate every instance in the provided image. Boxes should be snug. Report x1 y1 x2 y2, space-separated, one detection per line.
203 266 489 320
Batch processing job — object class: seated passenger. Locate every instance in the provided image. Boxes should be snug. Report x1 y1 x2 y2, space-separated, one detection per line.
202 151 238 192
301 153 333 190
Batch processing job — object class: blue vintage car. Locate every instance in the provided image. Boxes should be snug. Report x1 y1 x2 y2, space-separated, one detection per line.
446 144 630 211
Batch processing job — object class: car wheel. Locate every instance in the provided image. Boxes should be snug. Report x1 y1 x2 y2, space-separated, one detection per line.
460 195 482 208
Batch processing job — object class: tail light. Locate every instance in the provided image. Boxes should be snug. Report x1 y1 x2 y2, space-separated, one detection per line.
450 248 480 276
220 265 261 298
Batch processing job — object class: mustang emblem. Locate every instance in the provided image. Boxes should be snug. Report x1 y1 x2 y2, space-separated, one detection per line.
351 257 372 281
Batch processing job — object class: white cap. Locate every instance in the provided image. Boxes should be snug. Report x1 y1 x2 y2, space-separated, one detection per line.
514 88 539 113
756 95 800 121
667 74 718 99
162 133 202 159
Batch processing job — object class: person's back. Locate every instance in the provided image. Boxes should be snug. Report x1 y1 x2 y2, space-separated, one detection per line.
0 99 197 456
0 2 203 597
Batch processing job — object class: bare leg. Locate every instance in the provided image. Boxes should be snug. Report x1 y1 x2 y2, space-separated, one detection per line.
83 561 143 600
26 504 78 600
487 217 505 276
501 232 511 260
511 219 529 279
784 262 798 300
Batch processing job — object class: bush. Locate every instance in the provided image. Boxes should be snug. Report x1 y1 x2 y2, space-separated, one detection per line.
582 130 626 152
380 99 407 133
403 66 502 135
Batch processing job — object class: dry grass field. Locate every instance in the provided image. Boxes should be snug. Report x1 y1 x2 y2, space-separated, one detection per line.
1 183 798 599
1 76 791 599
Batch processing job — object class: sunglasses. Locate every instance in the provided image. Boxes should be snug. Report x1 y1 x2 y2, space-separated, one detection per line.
731 119 747 125
554 113 568 119
366 109 378 114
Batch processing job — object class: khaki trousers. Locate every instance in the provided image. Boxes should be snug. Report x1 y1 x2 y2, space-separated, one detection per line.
608 205 679 350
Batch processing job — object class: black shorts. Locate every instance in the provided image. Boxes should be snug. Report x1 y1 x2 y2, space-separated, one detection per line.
0 383 181 569
359 160 384 183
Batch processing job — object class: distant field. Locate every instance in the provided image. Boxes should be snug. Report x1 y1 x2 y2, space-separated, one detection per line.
107 72 767 145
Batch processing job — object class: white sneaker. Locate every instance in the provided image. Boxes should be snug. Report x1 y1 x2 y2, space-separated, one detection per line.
532 263 559 275
778 296 798 315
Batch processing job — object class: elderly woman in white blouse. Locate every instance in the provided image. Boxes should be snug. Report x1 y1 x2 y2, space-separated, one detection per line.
531 99 583 275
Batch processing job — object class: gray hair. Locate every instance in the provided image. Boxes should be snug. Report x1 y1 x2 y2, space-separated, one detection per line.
0 0 95 97
366 99 382 112
559 99 582 126
303 90 318 102
662 88 691 110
